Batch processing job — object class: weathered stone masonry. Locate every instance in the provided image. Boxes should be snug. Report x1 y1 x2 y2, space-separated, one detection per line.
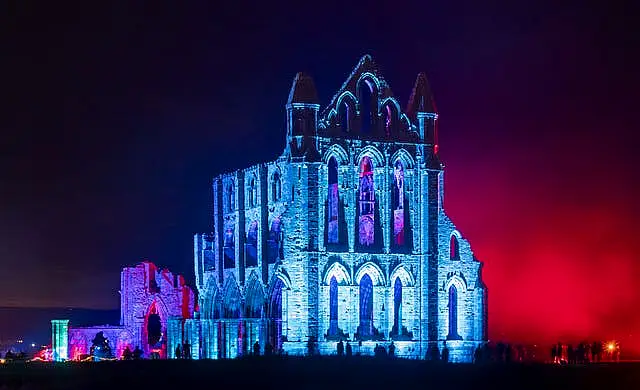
191 55 488 362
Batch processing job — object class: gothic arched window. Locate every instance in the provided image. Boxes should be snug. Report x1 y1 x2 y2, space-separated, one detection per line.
245 221 258 268
327 157 339 244
393 277 402 335
329 276 338 336
223 226 235 268
267 218 283 264
450 235 460 261
225 182 235 213
248 177 257 208
359 79 376 133
359 274 374 338
338 98 354 133
358 156 375 246
393 160 405 246
447 285 462 340
272 172 282 201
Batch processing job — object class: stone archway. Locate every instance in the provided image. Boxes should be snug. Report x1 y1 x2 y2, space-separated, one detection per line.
142 300 168 359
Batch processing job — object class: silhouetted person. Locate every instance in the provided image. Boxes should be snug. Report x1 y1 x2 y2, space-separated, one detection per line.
123 346 133 360
474 345 482 363
183 343 191 359
505 344 512 363
265 342 274 356
568 344 574 364
175 344 182 359
557 342 564 363
551 344 557 363
337 340 344 356
346 342 352 357
428 344 440 361
253 341 260 356
442 342 449 363
388 341 396 358
133 346 142 360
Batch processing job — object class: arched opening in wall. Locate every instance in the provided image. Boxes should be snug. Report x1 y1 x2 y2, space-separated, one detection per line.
392 277 402 336
267 218 283 264
447 285 462 340
248 177 256 208
392 161 405 246
226 182 235 212
147 313 162 350
382 102 399 138
358 157 375 246
267 278 285 351
245 221 258 267
223 225 235 268
357 274 374 339
338 99 354 133
329 276 338 336
450 235 460 261
359 79 376 133
327 157 339 244
272 172 281 201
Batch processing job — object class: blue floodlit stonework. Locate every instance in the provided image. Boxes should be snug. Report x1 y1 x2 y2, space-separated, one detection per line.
186 55 488 362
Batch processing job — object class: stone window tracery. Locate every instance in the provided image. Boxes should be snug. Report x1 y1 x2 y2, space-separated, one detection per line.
393 160 405 246
358 157 375 246
327 157 339 244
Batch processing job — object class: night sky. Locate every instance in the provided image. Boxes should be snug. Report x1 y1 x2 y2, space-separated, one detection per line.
3 2 639 351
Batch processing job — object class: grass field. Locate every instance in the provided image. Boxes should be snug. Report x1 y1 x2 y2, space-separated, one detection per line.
0 357 637 389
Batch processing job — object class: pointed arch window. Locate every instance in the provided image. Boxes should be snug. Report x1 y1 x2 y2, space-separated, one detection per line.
359 274 374 338
267 218 283 264
248 177 257 208
327 157 339 244
223 226 235 269
358 157 375 246
392 161 405 246
393 277 402 335
450 235 460 261
338 99 353 132
272 172 282 201
245 221 258 268
359 79 376 133
329 276 338 336
447 285 462 340
225 182 235 213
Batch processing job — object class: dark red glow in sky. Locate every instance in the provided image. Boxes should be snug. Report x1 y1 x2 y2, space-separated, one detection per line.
3 1 639 353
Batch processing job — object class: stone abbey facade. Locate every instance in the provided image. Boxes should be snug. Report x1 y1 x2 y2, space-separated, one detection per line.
188 55 488 362
51 262 195 361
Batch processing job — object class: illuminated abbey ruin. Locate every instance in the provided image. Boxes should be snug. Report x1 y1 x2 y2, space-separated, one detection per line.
51 262 195 361
188 55 488 362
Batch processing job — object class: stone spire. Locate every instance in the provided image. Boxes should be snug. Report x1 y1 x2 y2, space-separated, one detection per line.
287 72 319 105
406 72 437 119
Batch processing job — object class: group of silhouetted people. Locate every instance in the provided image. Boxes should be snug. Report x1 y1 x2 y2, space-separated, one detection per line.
121 346 143 360
551 341 619 364
174 343 192 359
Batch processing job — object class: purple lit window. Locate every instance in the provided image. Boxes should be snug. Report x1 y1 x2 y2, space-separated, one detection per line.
223 226 235 268
450 235 460 261
358 157 375 246
393 277 402 332
359 274 374 337
245 221 258 267
393 161 405 246
267 218 283 264
385 105 393 137
329 276 338 336
327 157 339 244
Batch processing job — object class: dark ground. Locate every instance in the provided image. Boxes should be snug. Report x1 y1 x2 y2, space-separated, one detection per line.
0 357 638 390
